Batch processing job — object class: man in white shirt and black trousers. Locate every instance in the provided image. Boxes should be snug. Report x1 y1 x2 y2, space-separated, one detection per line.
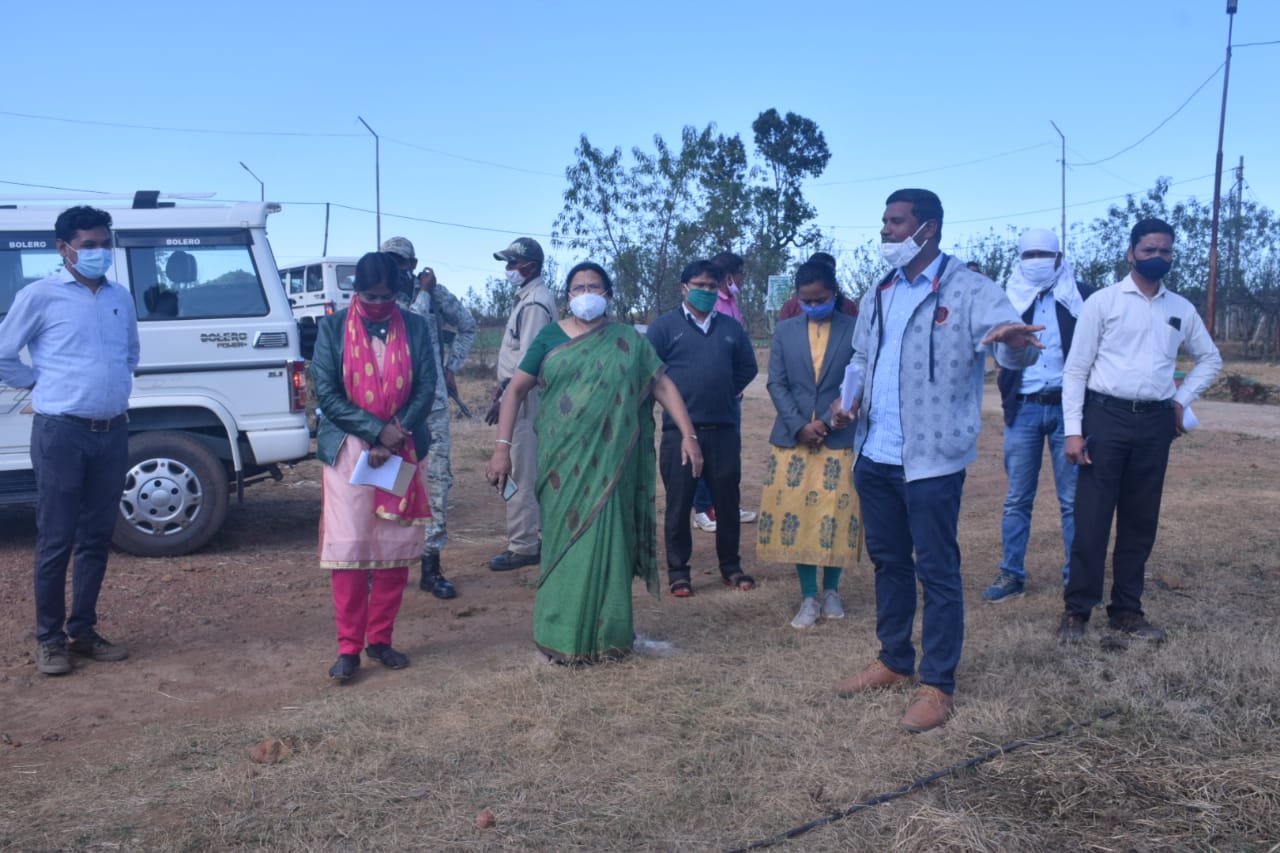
1059 218 1222 644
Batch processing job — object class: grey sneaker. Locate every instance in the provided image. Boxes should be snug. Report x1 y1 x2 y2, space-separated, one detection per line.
68 631 129 662
36 641 71 675
821 589 845 620
982 573 1025 603
790 597 821 629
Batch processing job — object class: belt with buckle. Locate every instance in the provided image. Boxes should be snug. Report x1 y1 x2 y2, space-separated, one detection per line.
1086 391 1173 413
1016 390 1062 405
51 413 129 432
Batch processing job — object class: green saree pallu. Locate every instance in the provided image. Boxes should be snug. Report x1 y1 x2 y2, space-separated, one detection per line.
532 322 665 662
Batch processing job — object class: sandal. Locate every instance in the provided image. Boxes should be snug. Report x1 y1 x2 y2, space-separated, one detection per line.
669 579 694 598
722 572 756 591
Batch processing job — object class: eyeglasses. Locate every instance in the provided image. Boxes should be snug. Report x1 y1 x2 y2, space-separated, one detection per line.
568 283 607 296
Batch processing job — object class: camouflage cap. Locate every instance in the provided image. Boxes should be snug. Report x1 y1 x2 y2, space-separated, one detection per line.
380 236 416 261
493 237 543 264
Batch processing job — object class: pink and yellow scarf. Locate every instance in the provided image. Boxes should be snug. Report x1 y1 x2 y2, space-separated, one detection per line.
342 298 432 525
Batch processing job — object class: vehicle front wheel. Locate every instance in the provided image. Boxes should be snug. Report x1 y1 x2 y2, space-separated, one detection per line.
113 431 230 557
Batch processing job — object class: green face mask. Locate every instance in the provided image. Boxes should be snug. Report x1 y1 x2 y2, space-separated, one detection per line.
686 287 718 313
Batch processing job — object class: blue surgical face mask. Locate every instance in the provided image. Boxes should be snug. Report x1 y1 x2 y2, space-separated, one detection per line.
800 299 835 320
1133 256 1171 282
68 247 113 279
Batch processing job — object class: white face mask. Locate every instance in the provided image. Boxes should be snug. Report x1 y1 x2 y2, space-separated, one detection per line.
880 222 929 269
505 269 525 288
569 292 607 322
1020 257 1058 287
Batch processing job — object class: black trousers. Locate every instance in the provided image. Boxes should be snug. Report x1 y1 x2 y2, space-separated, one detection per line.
31 414 129 644
1065 401 1174 619
659 427 741 583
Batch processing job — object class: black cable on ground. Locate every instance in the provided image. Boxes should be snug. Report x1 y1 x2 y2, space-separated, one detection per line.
723 708 1121 853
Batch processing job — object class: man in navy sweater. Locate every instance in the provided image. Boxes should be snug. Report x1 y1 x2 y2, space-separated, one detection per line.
647 260 759 596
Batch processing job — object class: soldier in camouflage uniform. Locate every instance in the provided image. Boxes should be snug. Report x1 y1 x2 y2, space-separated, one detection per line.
381 237 477 599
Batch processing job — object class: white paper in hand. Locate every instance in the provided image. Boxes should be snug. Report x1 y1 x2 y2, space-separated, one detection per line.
349 450 411 496
840 363 864 412
1181 405 1199 431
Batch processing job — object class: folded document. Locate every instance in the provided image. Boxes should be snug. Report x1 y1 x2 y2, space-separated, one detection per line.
349 450 415 497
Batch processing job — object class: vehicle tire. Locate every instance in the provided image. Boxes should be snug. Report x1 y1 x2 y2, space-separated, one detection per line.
113 431 230 558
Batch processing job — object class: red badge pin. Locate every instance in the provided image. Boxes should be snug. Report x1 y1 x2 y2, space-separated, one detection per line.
934 305 949 324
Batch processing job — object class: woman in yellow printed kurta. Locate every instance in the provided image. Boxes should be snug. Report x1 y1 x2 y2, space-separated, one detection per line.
758 261 862 628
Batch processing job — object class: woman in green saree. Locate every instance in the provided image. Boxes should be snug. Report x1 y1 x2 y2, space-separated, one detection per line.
485 262 702 663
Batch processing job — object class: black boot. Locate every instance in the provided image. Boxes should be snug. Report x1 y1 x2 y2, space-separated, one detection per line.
419 552 457 599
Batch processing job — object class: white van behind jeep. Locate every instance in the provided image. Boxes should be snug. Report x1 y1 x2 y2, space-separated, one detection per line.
0 195 311 557
278 256 357 359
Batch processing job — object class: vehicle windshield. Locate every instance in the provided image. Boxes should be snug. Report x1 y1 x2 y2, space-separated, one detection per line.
124 231 270 320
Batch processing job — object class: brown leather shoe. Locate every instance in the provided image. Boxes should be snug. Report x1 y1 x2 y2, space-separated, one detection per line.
834 660 914 697
899 685 954 733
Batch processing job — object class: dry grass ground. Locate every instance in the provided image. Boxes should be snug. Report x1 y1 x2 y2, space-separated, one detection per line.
2 351 1279 851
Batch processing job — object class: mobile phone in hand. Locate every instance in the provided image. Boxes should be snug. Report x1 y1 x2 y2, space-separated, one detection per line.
502 477 519 501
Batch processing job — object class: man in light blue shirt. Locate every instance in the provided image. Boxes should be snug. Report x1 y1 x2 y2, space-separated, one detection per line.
0 205 139 675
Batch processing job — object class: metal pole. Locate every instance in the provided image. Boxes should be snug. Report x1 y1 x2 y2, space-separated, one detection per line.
323 202 331 256
357 116 381 247
1207 1 1237 340
238 161 264 202
1050 121 1066 250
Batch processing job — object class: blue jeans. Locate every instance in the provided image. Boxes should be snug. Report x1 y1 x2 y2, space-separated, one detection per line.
31 415 129 644
854 458 965 694
999 401 1076 583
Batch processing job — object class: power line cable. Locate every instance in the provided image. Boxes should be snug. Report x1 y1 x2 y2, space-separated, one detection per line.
1066 63 1223 167
1232 39 1280 48
816 142 1054 187
0 179 112 194
0 181 552 241
1064 147 1145 190
382 136 563 178
822 173 1217 230
233 197 556 239
0 109 363 138
949 175 1216 224
0 111 563 177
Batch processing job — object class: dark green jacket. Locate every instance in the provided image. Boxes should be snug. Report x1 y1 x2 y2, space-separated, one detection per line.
310 308 436 466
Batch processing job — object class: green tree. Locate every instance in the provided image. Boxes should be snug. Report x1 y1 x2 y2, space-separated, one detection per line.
553 109 832 329
554 126 730 318
749 108 831 253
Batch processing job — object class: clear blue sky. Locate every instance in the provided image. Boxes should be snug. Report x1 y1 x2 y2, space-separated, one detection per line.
4 0 1277 299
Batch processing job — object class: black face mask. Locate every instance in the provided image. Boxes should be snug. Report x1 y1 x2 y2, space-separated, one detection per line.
1133 256 1171 281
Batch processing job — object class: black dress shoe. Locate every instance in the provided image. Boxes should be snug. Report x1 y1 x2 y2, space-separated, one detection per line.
328 653 360 681
488 549 541 572
365 643 409 669
419 553 457 599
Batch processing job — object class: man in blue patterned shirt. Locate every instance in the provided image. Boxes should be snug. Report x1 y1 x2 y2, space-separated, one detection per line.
830 189 1042 732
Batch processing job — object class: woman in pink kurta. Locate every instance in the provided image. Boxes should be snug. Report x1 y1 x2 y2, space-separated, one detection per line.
310 252 436 681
